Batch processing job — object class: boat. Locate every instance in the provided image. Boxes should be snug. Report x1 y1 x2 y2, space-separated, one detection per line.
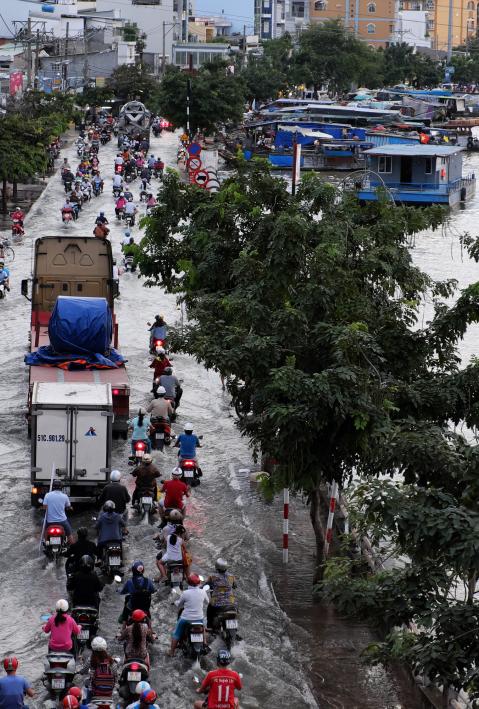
356 145 475 206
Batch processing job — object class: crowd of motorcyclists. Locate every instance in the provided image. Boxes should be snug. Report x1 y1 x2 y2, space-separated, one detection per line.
0 114 243 709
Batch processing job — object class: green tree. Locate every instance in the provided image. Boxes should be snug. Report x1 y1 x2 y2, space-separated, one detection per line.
292 19 383 92
241 55 289 104
135 162 456 579
107 64 158 102
381 42 416 84
157 62 246 134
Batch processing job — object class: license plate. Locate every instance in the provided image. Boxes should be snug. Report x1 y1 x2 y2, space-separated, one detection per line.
141 497 152 505
79 629 90 639
50 537 61 545
171 572 183 583
155 432 164 439
226 619 238 629
137 451 144 457
190 633 203 643
127 671 141 681
183 469 194 477
109 556 121 566
52 678 65 689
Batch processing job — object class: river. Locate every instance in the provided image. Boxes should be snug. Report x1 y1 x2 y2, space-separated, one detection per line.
0 130 477 709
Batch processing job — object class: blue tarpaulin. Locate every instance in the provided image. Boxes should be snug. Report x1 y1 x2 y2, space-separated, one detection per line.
25 296 126 370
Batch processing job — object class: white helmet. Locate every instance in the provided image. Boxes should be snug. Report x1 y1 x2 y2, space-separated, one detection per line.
156 347 165 355
56 599 69 612
156 386 166 396
184 423 194 432
172 467 182 477
135 680 151 695
143 454 153 463
110 470 121 482
91 636 107 652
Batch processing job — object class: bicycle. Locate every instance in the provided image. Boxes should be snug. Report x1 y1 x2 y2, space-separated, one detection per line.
0 240 15 262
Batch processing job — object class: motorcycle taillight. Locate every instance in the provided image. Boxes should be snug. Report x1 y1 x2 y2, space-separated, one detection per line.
183 460 195 468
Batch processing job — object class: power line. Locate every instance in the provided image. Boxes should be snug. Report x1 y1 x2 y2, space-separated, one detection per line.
0 12 15 37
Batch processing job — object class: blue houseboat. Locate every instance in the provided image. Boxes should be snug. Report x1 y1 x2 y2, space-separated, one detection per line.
356 145 475 206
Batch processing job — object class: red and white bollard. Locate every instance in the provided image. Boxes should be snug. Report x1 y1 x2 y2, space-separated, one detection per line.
283 488 289 564
323 481 339 557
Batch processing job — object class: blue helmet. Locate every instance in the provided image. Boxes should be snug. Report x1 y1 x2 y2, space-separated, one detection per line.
217 649 231 666
132 560 145 575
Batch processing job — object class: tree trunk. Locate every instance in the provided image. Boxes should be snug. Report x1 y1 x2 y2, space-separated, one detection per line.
1 178 7 214
467 570 477 604
310 486 326 584
12 182 17 201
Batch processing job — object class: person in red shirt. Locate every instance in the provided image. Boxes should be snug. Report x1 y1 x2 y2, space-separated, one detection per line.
150 348 171 381
159 468 190 518
194 650 242 709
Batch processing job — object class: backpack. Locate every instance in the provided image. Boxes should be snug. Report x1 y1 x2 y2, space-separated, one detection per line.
129 576 151 613
91 660 115 697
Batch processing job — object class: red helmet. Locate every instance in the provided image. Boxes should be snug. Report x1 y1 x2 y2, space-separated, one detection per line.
63 697 79 709
141 688 158 705
187 573 201 587
3 657 18 672
131 609 147 622
68 687 82 700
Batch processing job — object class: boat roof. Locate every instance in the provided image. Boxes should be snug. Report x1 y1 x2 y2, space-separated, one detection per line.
364 145 463 157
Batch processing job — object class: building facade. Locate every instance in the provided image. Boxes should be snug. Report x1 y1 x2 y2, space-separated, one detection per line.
254 0 309 39
399 0 476 52
309 0 396 47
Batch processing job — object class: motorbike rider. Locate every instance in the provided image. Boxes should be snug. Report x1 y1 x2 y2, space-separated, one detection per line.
117 610 154 668
124 187 134 202
95 211 109 226
156 526 188 581
67 555 104 609
159 366 183 409
147 387 174 420
128 688 160 709
193 650 242 709
112 173 123 191
0 259 10 292
120 560 156 622
95 500 127 559
147 154 156 169
65 527 98 575
128 408 152 459
124 200 138 225
205 559 238 631
175 423 201 463
148 314 167 350
10 206 25 227
122 230 134 247
92 173 104 193
0 657 35 707
42 478 74 544
150 349 171 389
169 574 209 657
43 599 81 653
154 158 164 177
68 192 81 219
63 168 75 189
130 454 160 506
159 468 190 519
115 193 127 218
114 153 124 168
80 636 117 701
62 198 75 221
125 681 152 709
93 222 110 239
98 470 130 517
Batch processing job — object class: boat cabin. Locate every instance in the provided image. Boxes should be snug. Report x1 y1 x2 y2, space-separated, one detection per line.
357 144 475 205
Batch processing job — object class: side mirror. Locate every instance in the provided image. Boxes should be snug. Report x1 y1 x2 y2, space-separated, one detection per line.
21 279 31 301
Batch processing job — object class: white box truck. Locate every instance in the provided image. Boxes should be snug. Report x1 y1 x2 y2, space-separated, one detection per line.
30 382 113 506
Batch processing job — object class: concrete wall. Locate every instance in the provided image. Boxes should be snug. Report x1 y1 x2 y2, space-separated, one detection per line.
40 48 120 80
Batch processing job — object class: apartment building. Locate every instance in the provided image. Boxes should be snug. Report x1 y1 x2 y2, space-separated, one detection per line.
254 0 309 39
399 0 476 52
310 0 396 46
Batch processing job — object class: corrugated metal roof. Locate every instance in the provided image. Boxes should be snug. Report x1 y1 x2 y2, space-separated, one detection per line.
364 144 463 157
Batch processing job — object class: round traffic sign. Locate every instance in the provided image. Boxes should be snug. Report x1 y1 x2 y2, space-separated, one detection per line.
194 169 209 186
187 142 202 156
187 156 202 171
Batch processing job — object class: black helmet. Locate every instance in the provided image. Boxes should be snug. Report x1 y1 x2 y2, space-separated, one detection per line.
52 479 63 490
77 527 88 539
80 555 94 571
217 649 231 666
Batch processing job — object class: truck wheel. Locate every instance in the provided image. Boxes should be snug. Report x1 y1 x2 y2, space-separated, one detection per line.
112 430 119 440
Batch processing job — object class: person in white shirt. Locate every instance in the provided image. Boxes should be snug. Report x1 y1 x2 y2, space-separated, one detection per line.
114 154 124 166
156 526 187 581
169 574 209 656
113 174 123 189
124 201 138 225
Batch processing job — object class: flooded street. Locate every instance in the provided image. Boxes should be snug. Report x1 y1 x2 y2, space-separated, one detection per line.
1 130 478 708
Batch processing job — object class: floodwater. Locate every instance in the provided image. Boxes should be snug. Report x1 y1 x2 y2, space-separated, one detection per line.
0 130 477 708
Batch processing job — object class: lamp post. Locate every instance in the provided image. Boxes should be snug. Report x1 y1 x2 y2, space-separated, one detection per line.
162 20 181 74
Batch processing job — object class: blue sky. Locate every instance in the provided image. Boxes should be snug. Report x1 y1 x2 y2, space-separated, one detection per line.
0 0 254 36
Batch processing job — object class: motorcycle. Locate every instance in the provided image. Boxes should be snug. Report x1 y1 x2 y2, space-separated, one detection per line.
124 213 135 227
113 186 122 199
149 417 172 452
64 180 73 194
62 211 73 226
43 652 76 698
179 621 209 662
77 144 85 158
134 491 156 522
71 606 99 652
101 541 123 576
93 182 103 197
0 283 7 299
123 255 136 273
124 168 137 183
167 561 184 590
43 523 68 565
179 458 202 488
131 439 148 465
152 125 161 138
116 208 125 222
11 220 24 238
88 699 116 709
212 607 239 650
100 133 110 145
114 164 124 175
118 660 149 700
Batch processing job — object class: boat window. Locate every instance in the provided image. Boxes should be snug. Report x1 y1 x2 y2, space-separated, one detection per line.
367 22 376 33
314 0 328 9
378 156 392 173
425 157 433 174
368 2 376 11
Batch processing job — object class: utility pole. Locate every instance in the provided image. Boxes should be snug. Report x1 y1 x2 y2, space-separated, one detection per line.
64 21 69 90
447 0 454 61
186 76 191 137
26 17 32 89
34 29 40 89
182 0 188 42
83 31 88 87
243 24 247 66
162 21 166 73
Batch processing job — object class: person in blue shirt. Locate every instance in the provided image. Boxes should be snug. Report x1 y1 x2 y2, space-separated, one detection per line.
42 479 74 543
128 408 151 457
0 656 34 709
174 423 201 462
119 560 156 623
95 501 127 556
0 259 10 291
148 315 168 352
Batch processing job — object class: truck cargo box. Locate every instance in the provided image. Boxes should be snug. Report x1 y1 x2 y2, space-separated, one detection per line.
30 382 113 506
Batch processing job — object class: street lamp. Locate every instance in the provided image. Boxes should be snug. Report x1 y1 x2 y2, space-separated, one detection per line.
162 21 181 73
